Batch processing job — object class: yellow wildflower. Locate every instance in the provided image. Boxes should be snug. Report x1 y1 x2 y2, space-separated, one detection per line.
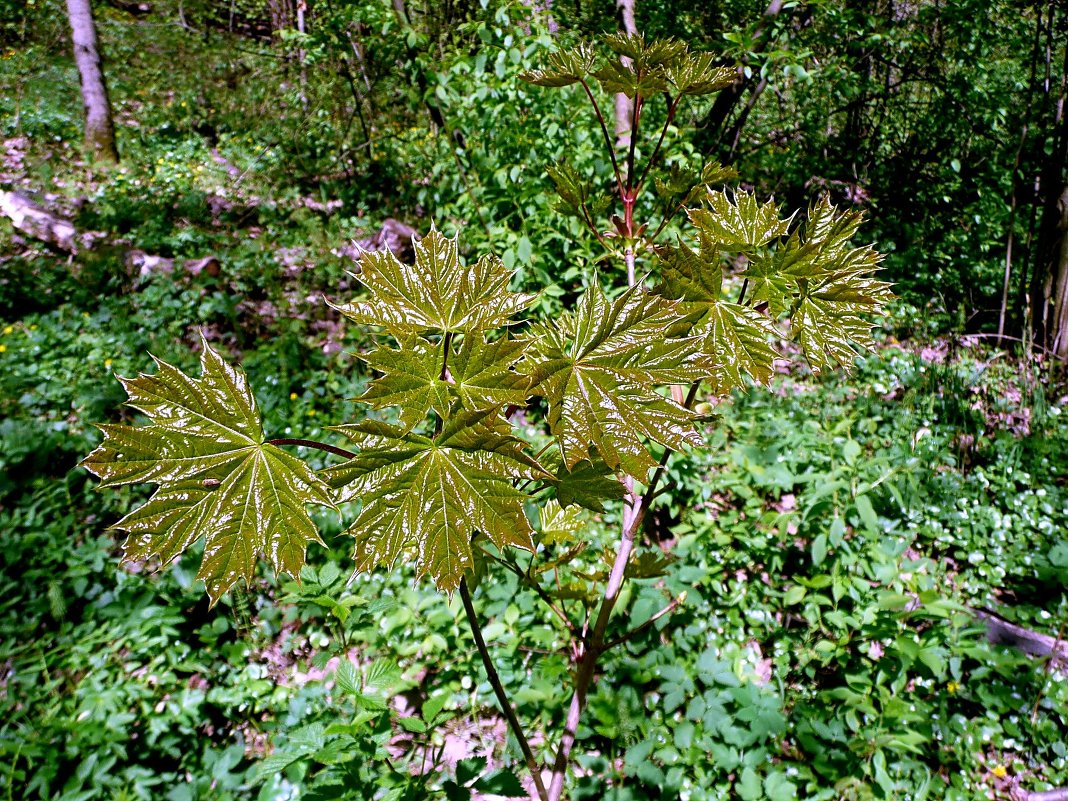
307 409 317 417
0 344 6 353
991 765 1007 778
29 324 37 331
2 325 11 335
947 681 960 694
290 392 298 401
104 358 113 369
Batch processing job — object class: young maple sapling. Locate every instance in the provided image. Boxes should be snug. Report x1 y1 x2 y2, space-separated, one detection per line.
82 34 890 801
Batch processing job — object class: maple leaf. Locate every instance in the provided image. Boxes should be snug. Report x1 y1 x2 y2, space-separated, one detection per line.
655 237 778 393
739 198 891 372
546 161 612 221
359 334 530 430
324 413 545 593
654 234 723 304
518 42 597 87
698 302 779 393
548 454 625 512
528 283 701 480
538 499 585 546
689 189 793 249
80 340 334 604
331 228 536 336
665 52 737 96
792 271 892 372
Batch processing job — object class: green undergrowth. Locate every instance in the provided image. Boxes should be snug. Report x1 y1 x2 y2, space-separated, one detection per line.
1 9 1065 799
2 291 1064 799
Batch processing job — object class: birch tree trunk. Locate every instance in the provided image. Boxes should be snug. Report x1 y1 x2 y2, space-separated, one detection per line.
613 0 636 149
65 0 119 164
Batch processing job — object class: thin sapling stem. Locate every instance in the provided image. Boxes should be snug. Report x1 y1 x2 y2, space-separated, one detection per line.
266 438 356 460
458 578 549 801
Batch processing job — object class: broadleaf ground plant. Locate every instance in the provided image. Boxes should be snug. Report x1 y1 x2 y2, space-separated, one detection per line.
82 34 890 801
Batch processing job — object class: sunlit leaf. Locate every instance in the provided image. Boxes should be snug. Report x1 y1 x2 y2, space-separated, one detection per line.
331 228 536 335
697 301 779 393
655 234 722 305
792 281 887 372
690 189 793 249
603 32 686 67
549 455 625 512
666 52 736 96
324 413 545 593
359 335 529 429
626 550 674 579
655 236 778 392
80 339 334 604
518 42 597 87
592 59 667 98
528 283 701 480
739 198 891 372
539 499 585 546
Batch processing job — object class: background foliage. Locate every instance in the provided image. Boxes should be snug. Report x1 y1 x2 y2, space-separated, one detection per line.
1 0 1066 799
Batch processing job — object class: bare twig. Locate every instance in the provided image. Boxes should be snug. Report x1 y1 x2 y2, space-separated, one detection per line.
267 438 355 460
458 579 549 801
477 547 577 635
602 591 687 650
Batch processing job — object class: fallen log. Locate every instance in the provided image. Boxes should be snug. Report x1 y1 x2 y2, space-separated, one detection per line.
976 608 1068 668
1029 790 1068 801
0 189 216 282
0 189 103 254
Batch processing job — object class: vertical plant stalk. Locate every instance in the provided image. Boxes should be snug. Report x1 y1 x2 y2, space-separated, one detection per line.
579 78 625 194
547 382 699 801
459 578 549 801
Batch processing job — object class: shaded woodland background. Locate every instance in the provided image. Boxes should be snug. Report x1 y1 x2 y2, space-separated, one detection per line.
0 1 1067 800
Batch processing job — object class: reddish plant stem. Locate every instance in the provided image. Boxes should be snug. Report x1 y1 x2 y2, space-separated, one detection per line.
625 92 644 195
546 381 700 801
635 95 681 192
579 78 625 196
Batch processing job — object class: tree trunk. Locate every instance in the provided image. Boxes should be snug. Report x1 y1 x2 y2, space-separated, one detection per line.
65 0 119 164
613 0 636 149
1048 183 1068 357
1030 23 1068 356
696 0 785 155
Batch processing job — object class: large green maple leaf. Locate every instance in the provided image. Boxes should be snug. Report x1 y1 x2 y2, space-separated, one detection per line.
689 189 793 249
655 236 778 394
741 198 891 372
358 334 530 430
331 228 536 336
80 341 334 604
324 413 544 593
527 283 701 480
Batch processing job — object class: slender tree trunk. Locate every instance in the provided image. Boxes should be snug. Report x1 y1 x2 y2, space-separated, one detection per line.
999 9 1045 342
697 0 784 153
1048 184 1068 357
1030 22 1068 355
614 0 637 148
65 0 119 164
296 0 308 109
